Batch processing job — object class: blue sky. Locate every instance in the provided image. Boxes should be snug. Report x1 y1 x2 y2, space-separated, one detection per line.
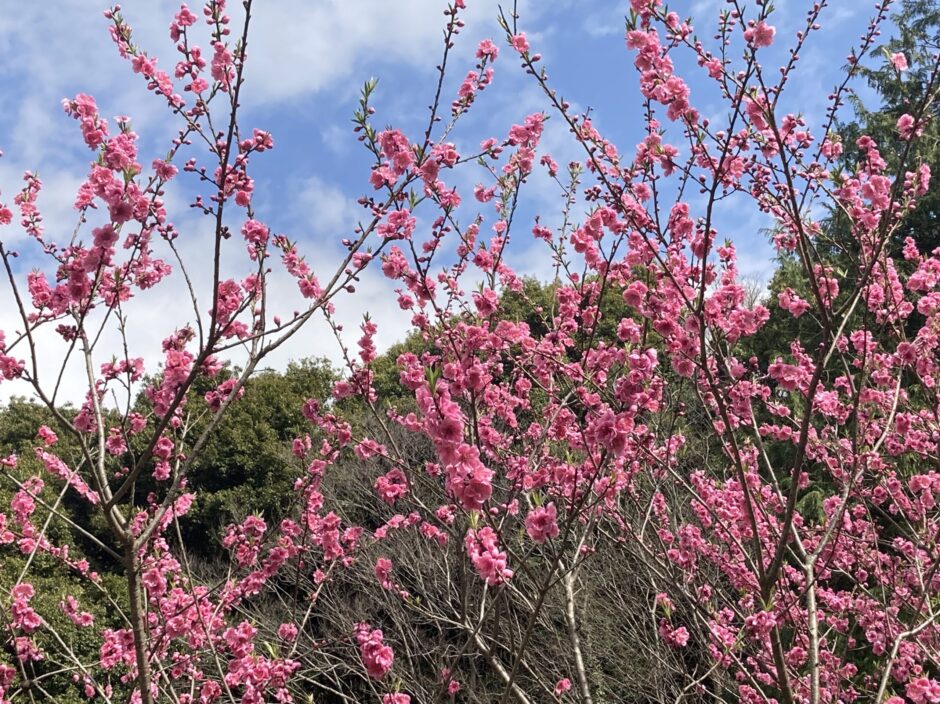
0 0 887 403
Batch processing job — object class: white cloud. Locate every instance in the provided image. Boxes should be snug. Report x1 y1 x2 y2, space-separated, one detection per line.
290 175 362 237
582 4 624 38
244 0 532 104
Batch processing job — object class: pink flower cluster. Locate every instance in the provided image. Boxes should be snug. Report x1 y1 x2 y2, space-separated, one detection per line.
464 527 513 585
355 623 395 680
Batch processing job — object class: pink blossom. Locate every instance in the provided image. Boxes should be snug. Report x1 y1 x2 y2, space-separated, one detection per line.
744 21 775 48
382 695 410 704
277 623 298 641
898 113 922 141
36 426 58 447
525 502 560 543
777 288 810 318
374 557 395 590
59 595 95 628
445 443 493 510
659 620 690 647
465 527 512 585
511 33 529 53
906 678 940 704
11 584 42 633
476 39 499 61
375 468 409 505
356 624 395 680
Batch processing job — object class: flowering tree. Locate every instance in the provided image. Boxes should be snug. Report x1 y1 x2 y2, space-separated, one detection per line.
0 0 939 703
